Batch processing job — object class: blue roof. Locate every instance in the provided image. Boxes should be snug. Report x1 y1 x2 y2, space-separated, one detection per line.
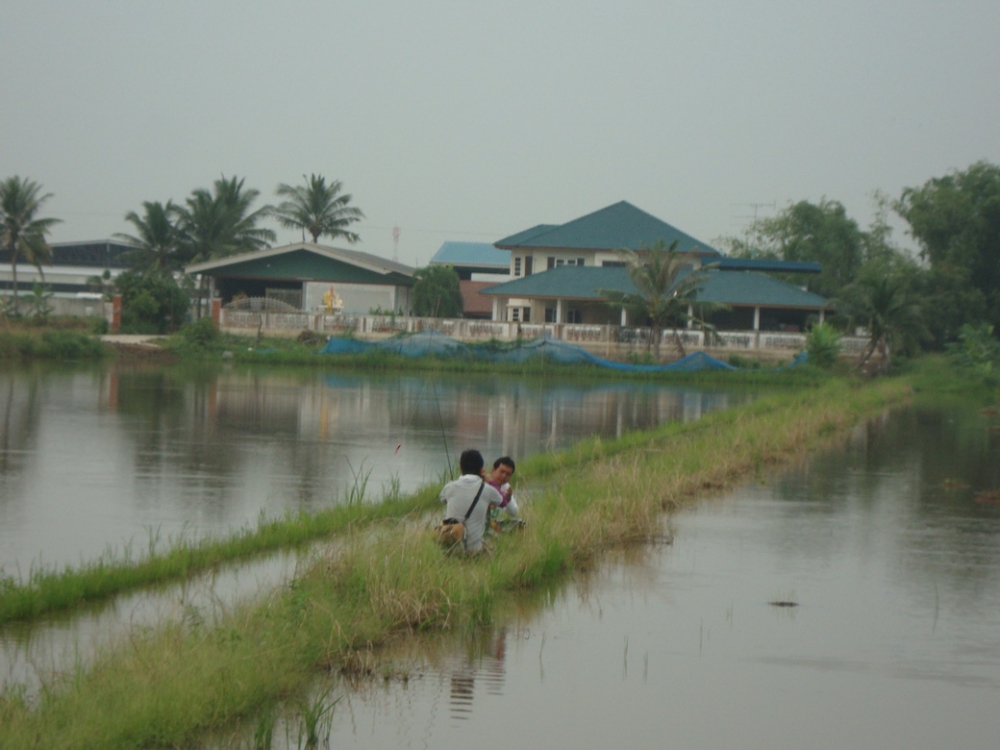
495 201 721 256
430 241 509 269
481 266 829 309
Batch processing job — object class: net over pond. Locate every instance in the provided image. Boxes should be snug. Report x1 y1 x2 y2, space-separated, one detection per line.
318 330 740 372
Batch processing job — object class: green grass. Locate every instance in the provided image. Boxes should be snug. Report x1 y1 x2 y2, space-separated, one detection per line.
0 374 913 749
0 329 108 359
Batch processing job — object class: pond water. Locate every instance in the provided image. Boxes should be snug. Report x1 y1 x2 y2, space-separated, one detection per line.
0 363 745 573
280 404 1000 750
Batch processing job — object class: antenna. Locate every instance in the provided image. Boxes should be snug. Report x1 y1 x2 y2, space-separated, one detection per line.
392 226 400 262
733 202 776 258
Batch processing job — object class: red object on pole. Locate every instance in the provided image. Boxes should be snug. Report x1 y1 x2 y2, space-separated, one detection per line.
112 294 122 333
211 298 221 327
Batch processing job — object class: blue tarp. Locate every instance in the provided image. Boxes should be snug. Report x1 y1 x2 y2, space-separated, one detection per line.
318 330 758 372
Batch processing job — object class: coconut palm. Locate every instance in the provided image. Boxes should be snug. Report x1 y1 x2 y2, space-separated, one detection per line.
113 200 182 272
274 174 364 244
177 175 275 263
0 176 61 315
600 239 712 359
853 275 928 373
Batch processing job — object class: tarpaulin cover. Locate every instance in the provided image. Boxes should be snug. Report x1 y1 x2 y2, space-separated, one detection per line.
318 330 757 372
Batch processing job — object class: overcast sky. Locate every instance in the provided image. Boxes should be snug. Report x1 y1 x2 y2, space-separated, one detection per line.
3 1 998 267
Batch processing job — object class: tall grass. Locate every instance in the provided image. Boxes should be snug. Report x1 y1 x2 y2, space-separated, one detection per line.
0 376 911 749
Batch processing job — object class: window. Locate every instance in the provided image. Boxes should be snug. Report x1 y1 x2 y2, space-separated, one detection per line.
577 258 585 266
567 309 583 324
522 307 531 322
556 258 565 267
514 257 521 277
602 260 626 267
524 256 533 276
545 307 556 323
511 308 520 322
547 257 555 269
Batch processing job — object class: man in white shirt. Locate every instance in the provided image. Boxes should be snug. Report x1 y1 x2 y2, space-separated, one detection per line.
440 449 503 554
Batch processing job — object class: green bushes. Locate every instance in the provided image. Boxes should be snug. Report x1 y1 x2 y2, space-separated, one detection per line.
114 269 189 334
805 323 842 369
0 329 106 359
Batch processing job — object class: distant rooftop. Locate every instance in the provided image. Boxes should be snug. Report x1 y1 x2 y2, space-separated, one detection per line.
495 201 721 256
430 241 509 268
0 240 132 268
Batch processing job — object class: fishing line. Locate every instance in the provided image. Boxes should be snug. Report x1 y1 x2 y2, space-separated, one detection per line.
394 375 452 478
433 379 453 477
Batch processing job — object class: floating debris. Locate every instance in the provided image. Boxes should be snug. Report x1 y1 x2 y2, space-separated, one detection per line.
973 490 1000 505
768 600 799 607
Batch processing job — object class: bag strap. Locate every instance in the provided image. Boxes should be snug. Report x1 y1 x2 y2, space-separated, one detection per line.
462 480 486 553
464 480 486 521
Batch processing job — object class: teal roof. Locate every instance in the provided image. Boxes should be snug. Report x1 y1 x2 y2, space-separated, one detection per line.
494 201 721 256
430 241 509 269
481 267 829 309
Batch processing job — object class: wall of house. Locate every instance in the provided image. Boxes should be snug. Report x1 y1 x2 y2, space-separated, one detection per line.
304 281 410 315
508 248 709 277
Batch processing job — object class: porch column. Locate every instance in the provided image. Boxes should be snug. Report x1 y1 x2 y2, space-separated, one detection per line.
687 304 694 329
620 307 627 326
556 299 565 324
754 306 761 350
819 308 826 324
492 297 500 322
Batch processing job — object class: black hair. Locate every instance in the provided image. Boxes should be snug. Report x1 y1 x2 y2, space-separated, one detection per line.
459 449 485 476
493 456 516 473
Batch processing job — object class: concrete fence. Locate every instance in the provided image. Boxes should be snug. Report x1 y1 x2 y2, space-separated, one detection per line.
216 308 870 357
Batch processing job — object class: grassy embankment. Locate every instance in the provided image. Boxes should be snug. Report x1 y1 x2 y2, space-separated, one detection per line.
0 374 912 749
0 334 829 625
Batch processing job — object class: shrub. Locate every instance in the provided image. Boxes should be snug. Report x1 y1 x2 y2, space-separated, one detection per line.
180 317 221 349
805 323 842 369
115 270 190 334
947 323 1000 384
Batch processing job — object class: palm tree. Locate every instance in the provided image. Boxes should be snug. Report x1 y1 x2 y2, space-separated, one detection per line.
113 200 182 272
853 275 928 373
0 176 61 315
274 174 364 244
177 175 275 263
600 239 712 359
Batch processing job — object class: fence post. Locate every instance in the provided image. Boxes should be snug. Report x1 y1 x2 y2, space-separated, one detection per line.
211 299 221 328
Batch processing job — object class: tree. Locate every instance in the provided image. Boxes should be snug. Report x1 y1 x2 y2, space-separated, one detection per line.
600 239 711 359
177 175 275 263
113 268 190 334
895 161 1000 335
412 265 463 318
274 174 364 244
0 176 61 315
747 199 865 300
114 200 182 272
851 275 928 373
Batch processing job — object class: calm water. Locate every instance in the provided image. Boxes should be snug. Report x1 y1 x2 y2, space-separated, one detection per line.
0 363 745 573
283 404 1000 750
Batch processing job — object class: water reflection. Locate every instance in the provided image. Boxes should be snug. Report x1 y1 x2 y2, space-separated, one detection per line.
287 404 1000 750
0 363 745 572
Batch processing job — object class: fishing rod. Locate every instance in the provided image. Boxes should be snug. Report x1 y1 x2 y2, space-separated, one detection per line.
394 375 453 479
432 378 453 477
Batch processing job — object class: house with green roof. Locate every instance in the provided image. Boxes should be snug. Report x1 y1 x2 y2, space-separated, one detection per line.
185 242 414 315
481 201 830 335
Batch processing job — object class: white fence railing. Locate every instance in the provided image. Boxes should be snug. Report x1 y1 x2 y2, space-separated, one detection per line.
217 309 870 354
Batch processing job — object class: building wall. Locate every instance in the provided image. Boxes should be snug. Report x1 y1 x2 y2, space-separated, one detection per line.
304 281 410 315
